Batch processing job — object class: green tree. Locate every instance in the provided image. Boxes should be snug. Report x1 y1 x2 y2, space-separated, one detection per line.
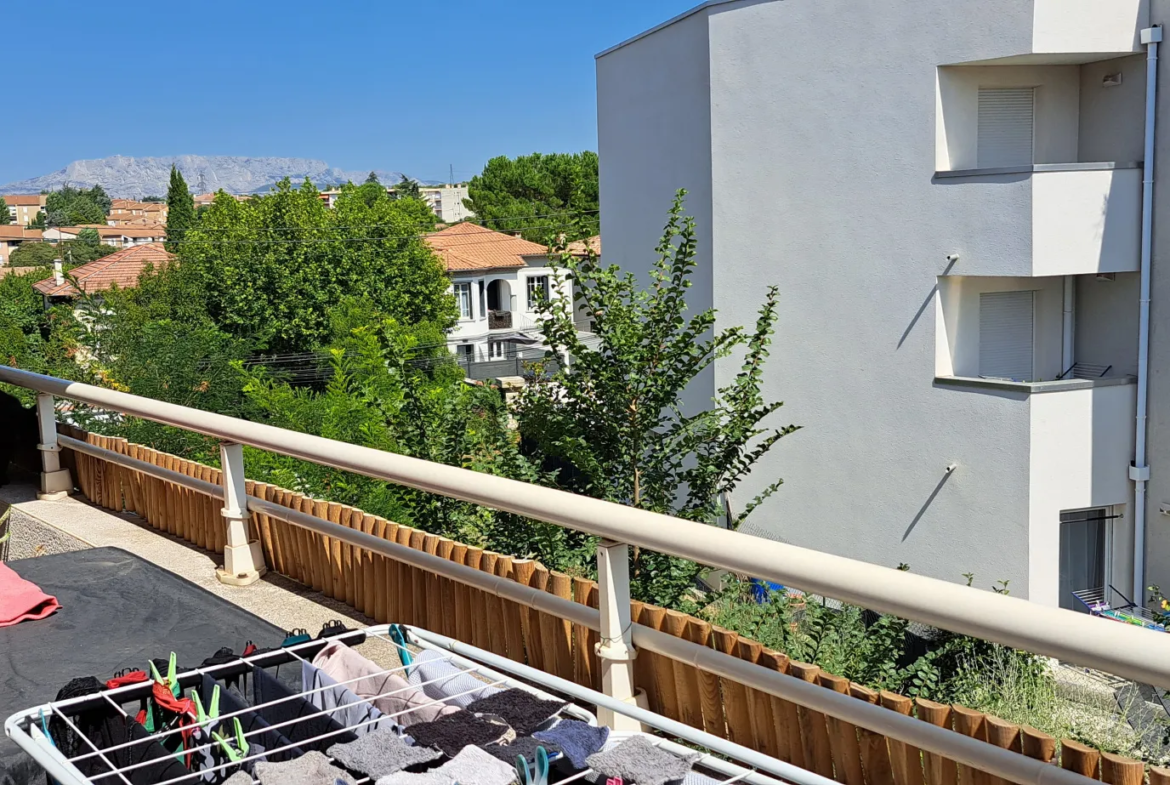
44 186 108 226
28 211 46 230
9 242 58 267
0 267 85 403
515 192 799 606
465 152 599 242
142 195 165 203
175 178 456 354
76 227 100 246
0 197 10 225
165 165 196 252
365 171 380 184
394 175 422 200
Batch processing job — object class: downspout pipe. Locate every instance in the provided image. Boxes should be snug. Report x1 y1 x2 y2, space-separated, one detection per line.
1134 25 1162 604
1062 275 1075 375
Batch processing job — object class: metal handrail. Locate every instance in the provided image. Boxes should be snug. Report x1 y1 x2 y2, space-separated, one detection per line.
50 434 1107 785
6 365 1170 691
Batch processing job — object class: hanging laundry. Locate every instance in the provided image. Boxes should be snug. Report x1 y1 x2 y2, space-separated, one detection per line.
407 649 502 708
376 745 519 785
312 641 459 725
405 711 513 757
467 690 567 735
249 665 357 752
533 720 609 769
196 673 302 764
585 736 702 785
482 735 562 764
253 750 357 785
325 729 443 779
302 661 399 737
0 562 61 627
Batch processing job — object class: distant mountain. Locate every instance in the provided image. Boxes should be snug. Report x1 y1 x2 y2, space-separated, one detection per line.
0 155 429 198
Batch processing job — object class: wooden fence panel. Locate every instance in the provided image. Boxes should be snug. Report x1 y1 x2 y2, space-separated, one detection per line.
646 607 679 721
630 601 659 714
452 544 472 643
791 663 834 779
738 639 777 758
852 685 893 785
1100 753 1143 785
424 534 443 636
1019 727 1055 765
821 673 864 785
573 578 597 688
691 621 728 740
665 611 704 731
481 552 507 657
915 699 958 785
984 716 1021 785
712 628 753 747
1061 740 1100 780
438 538 457 638
952 706 989 785
467 547 489 650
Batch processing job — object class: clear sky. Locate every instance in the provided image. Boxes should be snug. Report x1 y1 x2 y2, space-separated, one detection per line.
0 1 694 185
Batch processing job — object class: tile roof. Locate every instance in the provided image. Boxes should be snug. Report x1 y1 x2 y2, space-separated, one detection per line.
424 223 550 272
565 235 600 256
2 194 45 207
33 242 174 297
0 227 42 241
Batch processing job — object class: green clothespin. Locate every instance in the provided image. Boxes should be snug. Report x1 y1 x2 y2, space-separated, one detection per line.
191 685 220 725
389 625 413 674
211 717 249 763
166 652 179 697
515 746 549 785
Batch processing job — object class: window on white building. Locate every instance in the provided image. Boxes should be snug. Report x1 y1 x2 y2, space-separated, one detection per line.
489 340 507 360
454 282 472 319
978 290 1034 380
527 276 549 310
1059 508 1112 612
977 88 1034 168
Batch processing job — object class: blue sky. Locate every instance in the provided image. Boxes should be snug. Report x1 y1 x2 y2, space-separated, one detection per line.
0 1 693 184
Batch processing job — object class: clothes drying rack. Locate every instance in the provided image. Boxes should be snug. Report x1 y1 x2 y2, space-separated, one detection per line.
6 624 820 785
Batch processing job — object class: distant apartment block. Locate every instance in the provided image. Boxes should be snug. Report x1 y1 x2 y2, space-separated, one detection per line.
598 0 1164 609
43 225 165 249
319 184 473 224
4 194 46 226
0 226 42 265
108 199 167 224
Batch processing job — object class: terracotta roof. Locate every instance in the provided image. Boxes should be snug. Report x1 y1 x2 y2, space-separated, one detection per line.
99 225 165 238
0 227 42 241
33 242 174 297
2 194 45 207
424 223 550 272
565 235 600 256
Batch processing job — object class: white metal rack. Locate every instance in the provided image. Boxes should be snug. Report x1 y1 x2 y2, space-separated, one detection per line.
5 625 809 785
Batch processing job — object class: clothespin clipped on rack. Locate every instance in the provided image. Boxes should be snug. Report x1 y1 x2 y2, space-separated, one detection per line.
191 684 220 726
143 653 181 732
210 717 249 763
515 745 550 785
388 625 414 674
282 628 311 647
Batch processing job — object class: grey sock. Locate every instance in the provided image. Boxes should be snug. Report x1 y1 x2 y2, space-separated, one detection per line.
254 750 358 785
375 746 517 785
327 729 443 778
585 735 701 785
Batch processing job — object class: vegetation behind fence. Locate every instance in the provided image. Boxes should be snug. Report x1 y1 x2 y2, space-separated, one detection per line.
59 425 1167 785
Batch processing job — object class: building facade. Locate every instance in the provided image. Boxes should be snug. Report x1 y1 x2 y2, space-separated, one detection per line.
3 194 46 227
425 222 571 365
598 0 1166 608
0 226 42 265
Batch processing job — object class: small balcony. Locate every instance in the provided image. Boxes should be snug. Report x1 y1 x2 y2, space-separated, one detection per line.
488 309 512 330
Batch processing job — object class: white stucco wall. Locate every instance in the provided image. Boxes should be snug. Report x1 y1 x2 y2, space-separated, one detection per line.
1079 55 1148 163
1031 168 1142 276
1076 272 1140 376
1027 384 1136 605
1032 0 1147 56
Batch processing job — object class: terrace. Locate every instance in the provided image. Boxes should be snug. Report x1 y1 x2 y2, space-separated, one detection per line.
3 365 1170 785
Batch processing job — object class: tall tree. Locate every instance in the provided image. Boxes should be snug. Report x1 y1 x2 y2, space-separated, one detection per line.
45 186 107 226
365 171 380 184
464 152 599 242
515 192 799 606
395 175 422 200
0 197 10 225
165 165 196 252
28 211 46 230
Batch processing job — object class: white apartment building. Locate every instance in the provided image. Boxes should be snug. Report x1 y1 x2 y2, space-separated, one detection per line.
319 184 473 224
425 222 571 364
598 0 1168 609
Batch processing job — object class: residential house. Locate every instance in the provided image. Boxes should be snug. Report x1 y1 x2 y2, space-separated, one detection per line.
3 194 46 226
32 242 173 300
0 227 43 266
43 225 165 249
598 0 1161 609
425 223 570 364
108 199 167 225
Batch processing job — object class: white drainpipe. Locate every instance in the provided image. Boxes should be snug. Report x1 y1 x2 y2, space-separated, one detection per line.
1062 275 1075 374
1133 25 1161 604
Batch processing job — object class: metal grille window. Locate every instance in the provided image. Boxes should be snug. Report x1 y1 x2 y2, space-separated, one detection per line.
979 290 1034 381
527 276 549 310
453 282 472 319
977 88 1034 168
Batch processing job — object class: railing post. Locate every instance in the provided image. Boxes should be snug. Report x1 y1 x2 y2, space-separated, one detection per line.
595 539 640 730
215 442 266 586
34 393 72 500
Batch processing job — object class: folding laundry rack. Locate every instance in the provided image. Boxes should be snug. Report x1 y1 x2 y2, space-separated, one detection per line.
6 624 822 785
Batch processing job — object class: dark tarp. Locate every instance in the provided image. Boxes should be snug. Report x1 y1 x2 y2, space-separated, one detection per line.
0 547 286 785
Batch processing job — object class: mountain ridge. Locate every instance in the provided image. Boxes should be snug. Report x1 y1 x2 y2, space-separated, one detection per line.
0 155 427 198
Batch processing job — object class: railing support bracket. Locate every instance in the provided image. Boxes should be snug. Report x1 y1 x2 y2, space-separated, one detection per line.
215 442 267 587
34 394 71 500
595 539 640 730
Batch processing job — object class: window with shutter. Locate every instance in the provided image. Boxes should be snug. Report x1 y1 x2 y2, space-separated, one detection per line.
979 290 1034 380
977 88 1034 168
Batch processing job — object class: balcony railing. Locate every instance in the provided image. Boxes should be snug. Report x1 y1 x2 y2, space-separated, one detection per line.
3 365 1170 785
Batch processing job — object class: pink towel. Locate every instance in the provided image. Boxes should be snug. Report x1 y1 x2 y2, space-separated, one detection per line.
0 562 61 627
313 641 459 726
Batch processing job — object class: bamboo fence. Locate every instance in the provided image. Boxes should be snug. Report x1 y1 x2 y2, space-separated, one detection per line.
58 426 1157 785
